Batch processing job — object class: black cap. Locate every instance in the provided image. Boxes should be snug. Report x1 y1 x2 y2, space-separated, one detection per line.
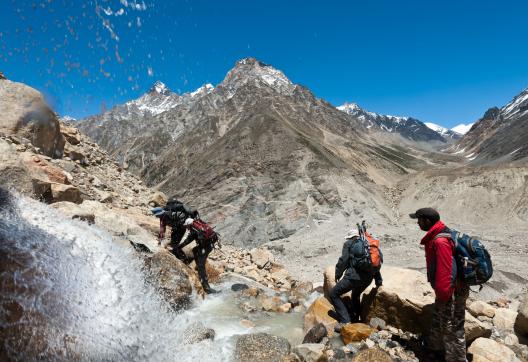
409 208 440 223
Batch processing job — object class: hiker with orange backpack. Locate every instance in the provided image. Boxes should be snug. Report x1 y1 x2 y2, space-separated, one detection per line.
330 221 383 333
179 217 220 294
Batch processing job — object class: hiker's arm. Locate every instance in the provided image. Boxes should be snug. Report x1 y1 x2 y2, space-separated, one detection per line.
335 242 349 281
179 230 196 249
158 218 167 244
433 238 455 303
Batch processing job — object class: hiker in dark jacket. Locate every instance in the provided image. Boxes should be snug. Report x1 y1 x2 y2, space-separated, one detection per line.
178 218 219 294
410 207 469 362
330 229 382 332
155 197 198 262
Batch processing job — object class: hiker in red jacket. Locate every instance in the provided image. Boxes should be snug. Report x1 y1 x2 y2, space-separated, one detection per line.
410 208 469 362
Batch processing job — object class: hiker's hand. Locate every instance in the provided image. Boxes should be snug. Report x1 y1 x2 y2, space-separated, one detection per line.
335 277 339 284
375 281 382 288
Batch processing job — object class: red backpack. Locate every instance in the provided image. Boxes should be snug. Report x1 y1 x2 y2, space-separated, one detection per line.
191 219 218 243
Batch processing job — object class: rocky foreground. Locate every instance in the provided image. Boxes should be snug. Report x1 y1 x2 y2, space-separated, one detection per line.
1 78 528 361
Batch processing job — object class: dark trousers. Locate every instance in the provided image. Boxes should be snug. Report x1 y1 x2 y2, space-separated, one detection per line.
169 227 187 261
329 278 370 323
192 243 213 284
428 285 470 362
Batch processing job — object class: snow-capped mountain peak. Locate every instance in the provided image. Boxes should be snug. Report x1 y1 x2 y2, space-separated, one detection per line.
189 83 214 98
451 123 474 135
149 81 171 95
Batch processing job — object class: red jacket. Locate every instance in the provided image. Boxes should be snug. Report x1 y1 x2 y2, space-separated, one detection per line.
421 220 457 302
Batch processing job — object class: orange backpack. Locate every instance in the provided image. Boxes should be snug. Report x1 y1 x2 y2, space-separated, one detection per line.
364 230 382 269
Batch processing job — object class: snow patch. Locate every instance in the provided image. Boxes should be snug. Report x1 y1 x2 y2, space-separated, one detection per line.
451 123 474 135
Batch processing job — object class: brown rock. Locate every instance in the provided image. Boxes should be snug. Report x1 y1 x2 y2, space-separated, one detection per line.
351 348 394 362
465 311 492 343
250 248 274 269
49 183 82 204
148 191 168 207
60 125 81 145
277 303 292 313
340 323 375 344
0 140 33 194
468 300 496 318
302 322 328 344
64 143 86 163
468 337 520 362
0 79 64 157
242 287 260 298
292 281 314 299
304 296 338 337
360 266 435 334
259 295 283 312
20 152 69 184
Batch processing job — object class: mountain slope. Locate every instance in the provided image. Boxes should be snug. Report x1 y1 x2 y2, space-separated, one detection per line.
79 58 454 246
337 102 449 143
455 89 528 163
425 122 462 141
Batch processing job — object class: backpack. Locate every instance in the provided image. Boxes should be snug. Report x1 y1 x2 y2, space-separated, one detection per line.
191 219 218 244
356 222 382 272
438 230 493 286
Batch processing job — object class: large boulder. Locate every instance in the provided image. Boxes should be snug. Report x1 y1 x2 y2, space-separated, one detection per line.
0 79 64 157
148 191 167 207
0 140 33 193
234 333 291 362
250 248 274 269
302 322 328 344
143 251 194 311
183 322 215 344
468 300 496 318
514 292 528 337
467 337 520 362
340 323 376 345
49 183 82 204
304 297 338 337
59 124 81 145
360 266 435 334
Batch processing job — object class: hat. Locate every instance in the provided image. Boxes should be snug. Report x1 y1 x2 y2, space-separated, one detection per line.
345 229 360 240
409 208 440 223
151 207 165 217
184 218 194 226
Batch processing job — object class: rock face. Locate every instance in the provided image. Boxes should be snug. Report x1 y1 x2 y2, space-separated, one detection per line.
340 323 376 344
143 251 194 311
456 88 528 164
234 333 291 362
467 337 520 362
0 79 64 157
514 292 528 337
360 266 435 334
304 297 338 337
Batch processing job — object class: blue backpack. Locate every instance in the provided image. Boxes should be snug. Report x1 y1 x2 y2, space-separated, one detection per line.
442 230 493 286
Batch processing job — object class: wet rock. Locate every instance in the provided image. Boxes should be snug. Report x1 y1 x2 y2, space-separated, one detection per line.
504 333 519 346
360 266 435 335
50 183 82 204
148 191 167 207
303 322 328 344
368 317 386 330
144 251 194 311
514 292 528 337
292 281 314 299
50 201 95 224
468 300 496 318
250 248 274 269
340 323 375 345
292 343 327 362
278 303 292 313
242 286 260 298
467 337 520 362
351 347 393 362
240 319 256 329
232 283 249 292
494 308 518 332
183 322 215 344
259 295 283 312
465 311 493 343
282 353 302 362
304 297 338 337
235 333 291 362
0 79 64 157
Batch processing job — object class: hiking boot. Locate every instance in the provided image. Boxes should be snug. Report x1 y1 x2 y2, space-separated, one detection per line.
334 322 347 333
202 281 219 294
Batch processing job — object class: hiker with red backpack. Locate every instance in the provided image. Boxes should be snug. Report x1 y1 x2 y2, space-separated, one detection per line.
178 217 220 294
330 222 383 333
410 207 493 362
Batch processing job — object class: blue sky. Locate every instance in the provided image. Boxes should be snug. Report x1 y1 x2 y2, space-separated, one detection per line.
1 0 527 128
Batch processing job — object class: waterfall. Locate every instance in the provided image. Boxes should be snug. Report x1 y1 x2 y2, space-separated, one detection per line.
0 189 239 361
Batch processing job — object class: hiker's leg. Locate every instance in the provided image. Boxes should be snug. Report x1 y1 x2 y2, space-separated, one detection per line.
329 278 354 323
351 282 369 322
445 286 469 362
170 227 187 261
427 299 449 353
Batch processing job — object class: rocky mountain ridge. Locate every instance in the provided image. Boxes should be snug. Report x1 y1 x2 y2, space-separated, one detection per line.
454 88 528 164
